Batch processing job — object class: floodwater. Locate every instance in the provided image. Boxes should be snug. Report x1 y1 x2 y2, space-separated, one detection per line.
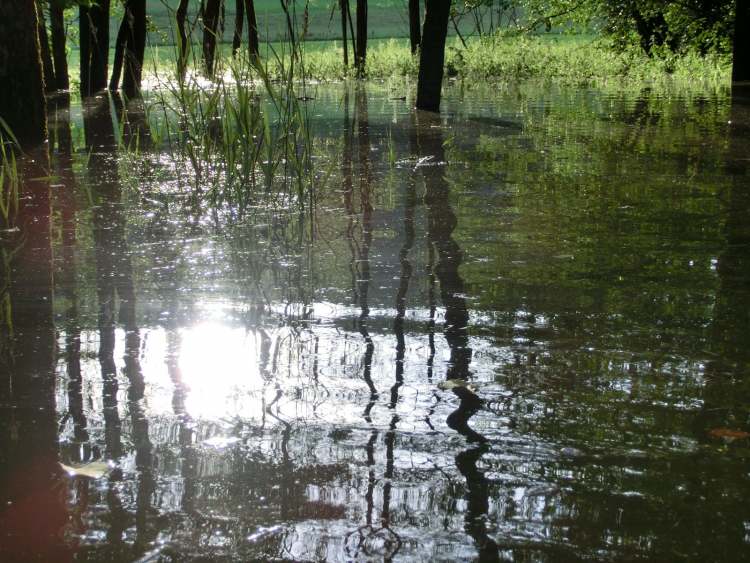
1 82 749 562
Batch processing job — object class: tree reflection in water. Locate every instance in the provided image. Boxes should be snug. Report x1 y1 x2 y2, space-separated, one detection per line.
0 136 69 558
417 110 501 560
3 83 750 560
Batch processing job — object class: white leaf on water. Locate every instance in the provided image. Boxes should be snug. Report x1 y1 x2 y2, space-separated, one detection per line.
59 461 112 479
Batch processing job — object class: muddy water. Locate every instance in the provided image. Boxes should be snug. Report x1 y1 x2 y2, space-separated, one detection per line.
1 83 750 561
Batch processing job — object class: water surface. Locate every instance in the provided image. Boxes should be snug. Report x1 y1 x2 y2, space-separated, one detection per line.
1 82 749 561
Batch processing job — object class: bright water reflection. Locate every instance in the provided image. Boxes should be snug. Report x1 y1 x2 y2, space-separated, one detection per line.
1 83 750 561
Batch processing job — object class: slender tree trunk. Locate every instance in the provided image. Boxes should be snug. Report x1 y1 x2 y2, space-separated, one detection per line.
80 0 111 96
416 0 450 112
232 0 244 56
49 2 69 91
177 0 190 77
0 1 47 146
355 0 367 75
340 0 349 66
36 3 56 92
110 18 128 91
733 0 749 82
280 0 296 50
409 0 421 54
122 0 147 97
79 4 91 94
245 0 259 59
203 0 223 76
347 0 356 61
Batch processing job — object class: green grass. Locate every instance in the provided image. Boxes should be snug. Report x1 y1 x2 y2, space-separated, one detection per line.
66 33 731 91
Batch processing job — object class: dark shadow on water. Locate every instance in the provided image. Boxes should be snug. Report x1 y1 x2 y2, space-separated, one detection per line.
416 110 499 560
0 141 70 558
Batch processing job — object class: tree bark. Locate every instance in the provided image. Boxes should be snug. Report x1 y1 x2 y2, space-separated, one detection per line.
245 0 259 60
36 2 56 93
232 0 244 56
340 0 349 66
203 0 223 76
355 0 367 75
416 0 450 112
409 0 421 54
49 1 69 91
0 0 47 146
110 17 128 91
80 0 111 96
109 0 146 97
733 0 749 82
122 0 147 97
177 0 190 77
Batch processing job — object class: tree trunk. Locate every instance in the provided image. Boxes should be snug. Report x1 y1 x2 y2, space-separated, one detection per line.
177 0 190 77
0 0 47 146
203 0 223 76
232 0 244 56
36 2 56 93
733 0 749 82
122 0 147 97
416 0 450 112
409 0 421 54
245 0 259 60
110 17 128 91
355 0 367 76
49 2 69 91
280 0 296 50
340 0 349 66
80 0 111 96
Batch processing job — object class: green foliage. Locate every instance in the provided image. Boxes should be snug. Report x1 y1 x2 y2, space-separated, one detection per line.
509 0 735 56
291 35 729 86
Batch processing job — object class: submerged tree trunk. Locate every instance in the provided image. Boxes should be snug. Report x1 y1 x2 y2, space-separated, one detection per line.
36 2 56 92
49 1 69 91
232 0 244 56
80 0 111 96
245 0 259 60
355 0 367 75
0 1 47 145
409 0 421 54
416 0 450 112
177 0 190 77
202 0 223 76
733 0 749 82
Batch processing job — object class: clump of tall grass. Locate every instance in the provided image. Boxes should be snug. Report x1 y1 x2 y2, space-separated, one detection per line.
0 139 19 226
141 13 317 214
0 133 19 336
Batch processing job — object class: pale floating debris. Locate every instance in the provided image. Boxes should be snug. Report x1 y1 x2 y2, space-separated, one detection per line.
438 379 478 393
202 435 242 449
59 460 112 479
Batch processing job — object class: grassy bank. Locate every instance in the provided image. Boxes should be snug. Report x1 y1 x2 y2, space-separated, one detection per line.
296 34 730 86
68 34 731 91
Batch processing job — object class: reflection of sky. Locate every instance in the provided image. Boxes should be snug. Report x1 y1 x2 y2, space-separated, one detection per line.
56 306 506 428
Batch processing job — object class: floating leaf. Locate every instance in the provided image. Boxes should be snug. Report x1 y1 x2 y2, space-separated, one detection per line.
708 428 750 441
438 379 477 392
60 460 112 479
